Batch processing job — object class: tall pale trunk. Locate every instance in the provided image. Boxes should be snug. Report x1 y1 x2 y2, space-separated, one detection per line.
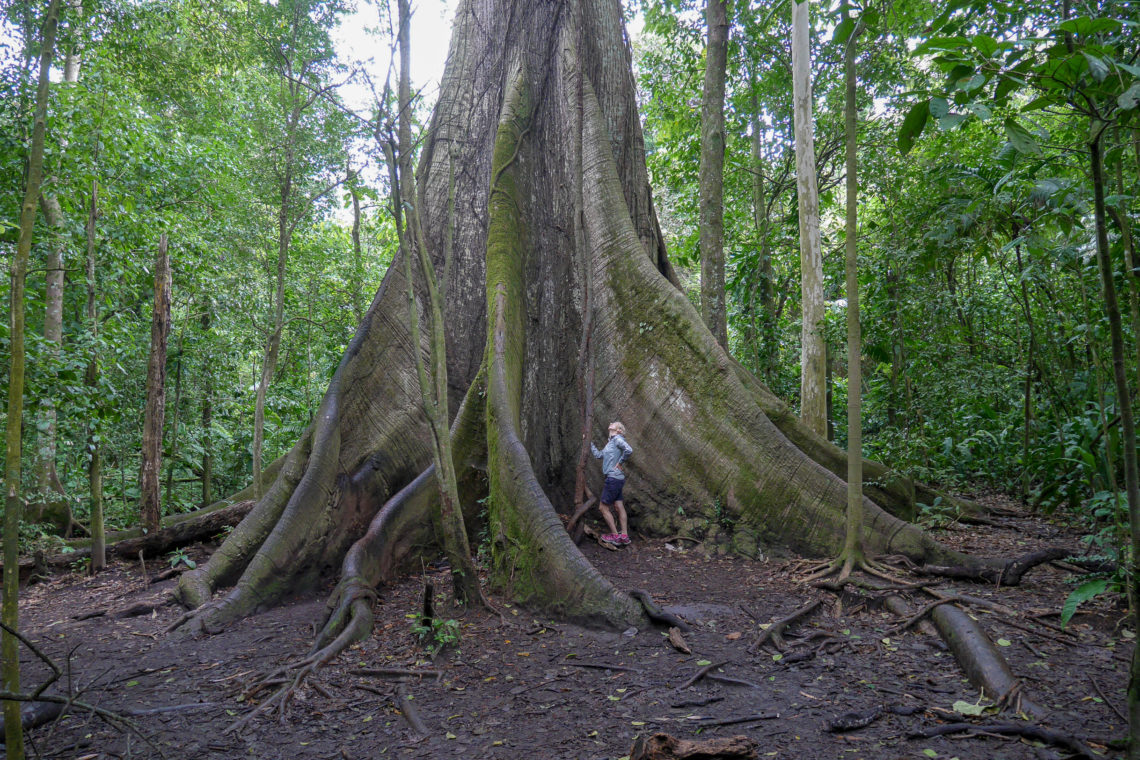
790 0 826 436
34 45 79 531
139 234 171 535
4 4 60 754
36 194 69 529
698 0 729 348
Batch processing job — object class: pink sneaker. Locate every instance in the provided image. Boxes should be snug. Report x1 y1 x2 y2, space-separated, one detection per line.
601 533 621 547
618 533 631 545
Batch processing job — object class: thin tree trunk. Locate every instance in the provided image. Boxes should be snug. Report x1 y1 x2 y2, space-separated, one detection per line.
841 8 864 572
1014 232 1035 503
87 178 105 572
698 0 729 348
139 234 171 535
4 4 60 755
253 169 291 498
749 88 776 380
791 0 826 436
164 329 185 508
200 311 213 509
1090 126 1140 760
33 45 79 532
36 194 69 529
348 166 364 324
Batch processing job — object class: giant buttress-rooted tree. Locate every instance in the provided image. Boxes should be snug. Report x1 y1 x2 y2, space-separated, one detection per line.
173 0 984 641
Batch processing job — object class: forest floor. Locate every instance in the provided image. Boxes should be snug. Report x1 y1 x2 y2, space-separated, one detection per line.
10 493 1130 760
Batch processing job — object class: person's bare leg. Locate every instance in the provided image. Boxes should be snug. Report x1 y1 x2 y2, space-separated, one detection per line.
615 500 628 536
598 502 619 535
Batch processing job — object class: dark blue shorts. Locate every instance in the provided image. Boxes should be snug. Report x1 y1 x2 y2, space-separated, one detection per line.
600 476 625 505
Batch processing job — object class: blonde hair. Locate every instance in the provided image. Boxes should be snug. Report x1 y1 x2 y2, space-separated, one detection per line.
609 421 626 436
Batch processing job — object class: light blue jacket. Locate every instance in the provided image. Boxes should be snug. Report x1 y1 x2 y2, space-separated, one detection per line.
591 434 632 480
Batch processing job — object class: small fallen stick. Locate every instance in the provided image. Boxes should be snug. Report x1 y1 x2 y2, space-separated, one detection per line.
564 660 642 673
675 660 728 691
691 711 779 727
350 668 442 681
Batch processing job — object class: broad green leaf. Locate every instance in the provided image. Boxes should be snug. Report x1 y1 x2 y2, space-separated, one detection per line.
1061 578 1107 627
929 97 950 118
1082 52 1109 82
1004 119 1041 155
833 17 856 45
967 102 993 120
938 113 968 130
1057 17 1122 36
1118 82 1140 111
898 100 930 155
972 34 998 57
959 73 986 92
996 638 1011 647
1117 62 1140 77
952 700 985 716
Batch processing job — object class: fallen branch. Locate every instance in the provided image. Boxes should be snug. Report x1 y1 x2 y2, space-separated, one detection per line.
564 660 642 673
751 600 821 652
395 683 429 736
909 721 1096 759
917 548 1072 586
691 712 779 727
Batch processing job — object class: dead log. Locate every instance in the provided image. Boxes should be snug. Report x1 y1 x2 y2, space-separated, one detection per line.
4 500 255 582
630 733 757 760
928 603 1044 718
909 721 1096 759
917 547 1071 586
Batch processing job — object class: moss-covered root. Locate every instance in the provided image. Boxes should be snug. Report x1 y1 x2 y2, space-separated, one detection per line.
483 61 644 630
175 433 311 610
171 376 343 634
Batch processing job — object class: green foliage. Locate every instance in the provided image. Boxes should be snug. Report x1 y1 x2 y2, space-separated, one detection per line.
1061 578 1109 628
411 616 461 656
167 548 196 570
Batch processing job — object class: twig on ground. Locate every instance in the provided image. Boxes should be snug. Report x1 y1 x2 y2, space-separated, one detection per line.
1090 675 1126 723
675 660 728 691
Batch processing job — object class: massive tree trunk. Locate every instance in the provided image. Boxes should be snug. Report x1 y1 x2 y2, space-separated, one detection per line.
173 0 982 639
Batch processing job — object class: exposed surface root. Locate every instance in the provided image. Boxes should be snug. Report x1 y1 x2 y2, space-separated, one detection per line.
751 599 822 652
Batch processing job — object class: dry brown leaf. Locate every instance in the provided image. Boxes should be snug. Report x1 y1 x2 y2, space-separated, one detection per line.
668 626 692 655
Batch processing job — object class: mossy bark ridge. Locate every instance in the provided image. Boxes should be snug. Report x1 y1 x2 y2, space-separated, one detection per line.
174 0 988 637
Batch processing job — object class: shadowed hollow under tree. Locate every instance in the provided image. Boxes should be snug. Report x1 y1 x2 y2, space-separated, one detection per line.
170 0 995 647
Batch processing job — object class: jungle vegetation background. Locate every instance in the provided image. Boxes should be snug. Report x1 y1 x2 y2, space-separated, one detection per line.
1 0 1137 598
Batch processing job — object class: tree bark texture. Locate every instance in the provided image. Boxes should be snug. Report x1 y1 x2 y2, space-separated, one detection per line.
4 3 60 755
841 10 864 568
35 194 70 532
698 0 729 349
791 0 827 437
86 179 105 572
139 234 171 536
173 0 980 639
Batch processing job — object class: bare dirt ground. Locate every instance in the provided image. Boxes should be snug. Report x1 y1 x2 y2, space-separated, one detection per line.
10 495 1130 759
